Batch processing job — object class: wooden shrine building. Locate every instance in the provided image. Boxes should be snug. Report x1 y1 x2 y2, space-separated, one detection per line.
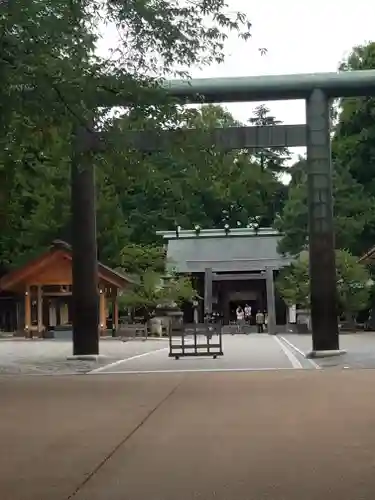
0 240 133 337
157 227 292 333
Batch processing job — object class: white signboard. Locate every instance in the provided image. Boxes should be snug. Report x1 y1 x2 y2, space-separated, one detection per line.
289 305 296 324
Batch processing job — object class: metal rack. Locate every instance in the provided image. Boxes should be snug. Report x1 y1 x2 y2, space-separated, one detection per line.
169 322 223 360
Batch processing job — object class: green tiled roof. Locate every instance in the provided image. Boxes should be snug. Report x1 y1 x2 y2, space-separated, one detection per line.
159 231 291 273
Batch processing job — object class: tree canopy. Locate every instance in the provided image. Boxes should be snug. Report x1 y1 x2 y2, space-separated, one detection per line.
102 103 288 249
4 2 375 322
276 250 371 316
277 41 375 258
275 162 374 256
118 269 197 320
0 0 262 270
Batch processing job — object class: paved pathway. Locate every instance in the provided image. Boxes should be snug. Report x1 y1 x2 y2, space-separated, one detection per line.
0 334 316 376
280 332 375 368
89 334 314 374
0 338 169 375
2 370 375 500
5 333 375 376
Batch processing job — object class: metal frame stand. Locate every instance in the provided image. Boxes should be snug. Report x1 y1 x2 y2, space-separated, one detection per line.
168 323 223 360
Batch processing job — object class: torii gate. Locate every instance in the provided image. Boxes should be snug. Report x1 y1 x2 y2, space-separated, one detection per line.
71 69 375 357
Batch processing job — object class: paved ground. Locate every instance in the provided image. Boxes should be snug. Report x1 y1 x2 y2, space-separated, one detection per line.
91 334 313 374
2 333 375 376
0 334 313 375
280 332 375 368
2 370 375 500
0 338 168 375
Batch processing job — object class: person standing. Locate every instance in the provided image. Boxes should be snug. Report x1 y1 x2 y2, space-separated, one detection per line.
192 300 199 324
264 311 268 332
235 306 244 333
255 310 265 333
244 304 252 324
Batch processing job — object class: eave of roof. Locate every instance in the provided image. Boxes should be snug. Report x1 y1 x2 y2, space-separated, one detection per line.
0 240 136 291
156 227 282 240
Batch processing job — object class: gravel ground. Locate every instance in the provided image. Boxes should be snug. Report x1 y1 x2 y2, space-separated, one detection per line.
0 338 169 375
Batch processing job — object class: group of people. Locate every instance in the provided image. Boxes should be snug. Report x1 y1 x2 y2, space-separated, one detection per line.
235 304 267 333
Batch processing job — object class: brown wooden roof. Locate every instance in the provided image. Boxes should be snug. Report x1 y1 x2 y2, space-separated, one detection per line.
0 240 134 292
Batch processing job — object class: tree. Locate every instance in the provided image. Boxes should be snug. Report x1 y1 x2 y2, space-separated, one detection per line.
331 42 375 253
335 250 371 320
276 161 375 256
116 242 196 323
332 42 375 192
274 180 308 256
276 250 371 318
104 103 287 246
247 104 291 174
0 0 103 268
244 105 290 227
276 253 310 309
288 156 307 186
0 0 257 268
104 0 255 77
118 243 166 275
118 270 197 321
276 41 375 258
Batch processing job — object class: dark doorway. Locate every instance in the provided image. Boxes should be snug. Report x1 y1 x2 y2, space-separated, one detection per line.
181 301 194 323
0 297 18 332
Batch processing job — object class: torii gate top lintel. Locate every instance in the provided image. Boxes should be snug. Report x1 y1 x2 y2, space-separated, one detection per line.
164 69 375 103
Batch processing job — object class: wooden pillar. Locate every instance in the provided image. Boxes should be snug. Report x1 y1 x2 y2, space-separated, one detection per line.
24 286 31 337
204 268 213 316
265 267 276 335
37 285 43 337
71 124 99 355
99 288 106 335
221 282 230 325
113 289 119 333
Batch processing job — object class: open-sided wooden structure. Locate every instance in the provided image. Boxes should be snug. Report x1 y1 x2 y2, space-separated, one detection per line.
0 241 132 337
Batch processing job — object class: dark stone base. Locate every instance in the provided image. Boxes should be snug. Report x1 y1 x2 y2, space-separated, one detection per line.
306 349 346 359
43 330 55 339
67 355 106 361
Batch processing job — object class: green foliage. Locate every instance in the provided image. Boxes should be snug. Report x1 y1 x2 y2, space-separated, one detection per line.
330 42 375 254
276 253 310 309
118 244 166 275
248 104 291 174
103 103 288 246
104 0 255 76
335 250 371 315
277 41 375 257
0 0 257 269
333 42 375 194
118 270 197 315
277 250 371 314
0 0 101 267
276 163 374 256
